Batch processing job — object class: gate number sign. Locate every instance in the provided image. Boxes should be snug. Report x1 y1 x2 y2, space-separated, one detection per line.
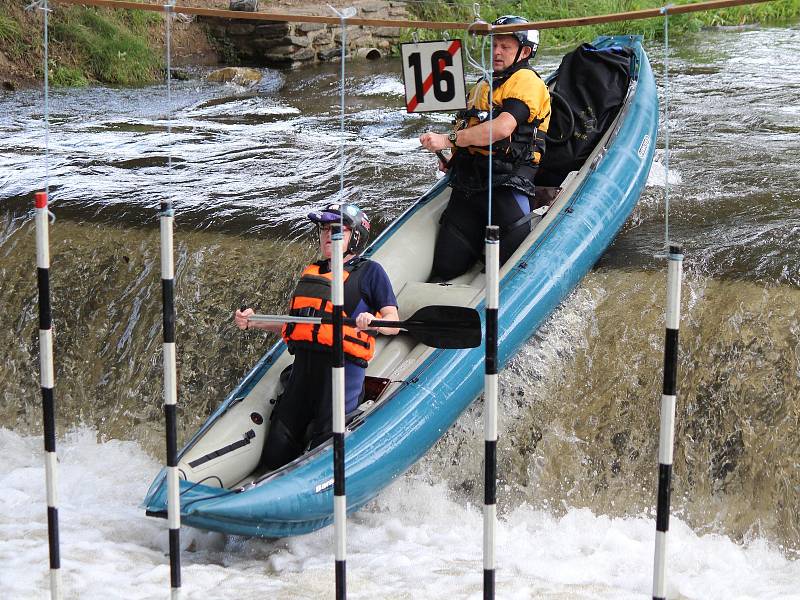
401 40 466 113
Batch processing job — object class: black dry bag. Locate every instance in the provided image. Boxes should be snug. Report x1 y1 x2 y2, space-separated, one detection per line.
535 43 633 187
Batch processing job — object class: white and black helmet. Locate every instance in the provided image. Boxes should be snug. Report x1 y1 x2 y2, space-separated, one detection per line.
492 15 540 60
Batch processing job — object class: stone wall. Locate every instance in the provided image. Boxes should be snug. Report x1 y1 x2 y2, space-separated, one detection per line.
201 1 407 69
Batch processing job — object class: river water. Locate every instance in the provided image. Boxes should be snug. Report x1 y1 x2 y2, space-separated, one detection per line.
1 25 799 599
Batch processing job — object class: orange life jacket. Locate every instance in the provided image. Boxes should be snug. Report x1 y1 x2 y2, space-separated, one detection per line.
282 260 375 366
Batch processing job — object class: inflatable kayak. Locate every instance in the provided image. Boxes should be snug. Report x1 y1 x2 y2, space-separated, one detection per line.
144 35 658 537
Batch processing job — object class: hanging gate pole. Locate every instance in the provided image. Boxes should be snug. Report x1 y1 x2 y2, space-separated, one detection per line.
160 202 182 597
160 2 181 597
652 244 683 600
331 223 347 599
483 225 500 599
34 0 63 596
329 6 355 598
35 190 63 600
160 199 181 599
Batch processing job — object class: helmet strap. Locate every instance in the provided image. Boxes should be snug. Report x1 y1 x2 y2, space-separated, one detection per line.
346 232 358 256
513 44 524 66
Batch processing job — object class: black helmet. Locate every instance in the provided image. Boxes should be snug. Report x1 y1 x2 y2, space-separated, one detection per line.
492 15 540 60
307 202 371 255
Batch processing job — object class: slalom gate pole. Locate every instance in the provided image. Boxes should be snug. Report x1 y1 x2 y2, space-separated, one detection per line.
329 6 353 596
35 190 63 600
160 196 181 598
161 2 181 596
160 201 181 598
331 223 347 599
34 0 62 595
483 225 499 599
652 244 683 600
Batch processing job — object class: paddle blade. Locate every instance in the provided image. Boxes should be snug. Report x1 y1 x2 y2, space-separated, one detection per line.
400 305 482 349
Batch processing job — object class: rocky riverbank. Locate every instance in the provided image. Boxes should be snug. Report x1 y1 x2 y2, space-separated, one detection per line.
202 0 407 69
0 0 406 89
3 0 797 89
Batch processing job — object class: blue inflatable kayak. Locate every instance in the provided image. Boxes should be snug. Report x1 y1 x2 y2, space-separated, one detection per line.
144 35 658 537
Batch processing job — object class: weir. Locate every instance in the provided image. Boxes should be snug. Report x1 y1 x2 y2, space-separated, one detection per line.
14 0 792 598
200 1 408 68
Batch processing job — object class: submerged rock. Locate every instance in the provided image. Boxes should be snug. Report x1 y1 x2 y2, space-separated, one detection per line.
169 67 192 81
206 67 263 86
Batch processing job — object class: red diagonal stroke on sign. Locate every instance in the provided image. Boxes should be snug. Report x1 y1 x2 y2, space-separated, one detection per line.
407 40 462 113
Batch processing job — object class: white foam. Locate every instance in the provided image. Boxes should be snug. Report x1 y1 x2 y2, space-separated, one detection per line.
186 97 301 118
2 426 798 598
646 156 683 188
356 75 405 97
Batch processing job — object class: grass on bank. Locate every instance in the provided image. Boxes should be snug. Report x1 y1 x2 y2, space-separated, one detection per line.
406 0 800 47
0 0 163 87
49 7 163 86
0 13 25 58
3 0 799 87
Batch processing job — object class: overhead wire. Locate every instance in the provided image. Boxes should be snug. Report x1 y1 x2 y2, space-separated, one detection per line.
44 0 775 32
661 5 672 252
462 15 494 223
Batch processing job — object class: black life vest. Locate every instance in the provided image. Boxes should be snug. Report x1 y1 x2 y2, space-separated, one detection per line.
449 63 549 196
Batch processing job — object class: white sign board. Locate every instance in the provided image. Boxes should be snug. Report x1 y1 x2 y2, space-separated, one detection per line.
401 40 466 113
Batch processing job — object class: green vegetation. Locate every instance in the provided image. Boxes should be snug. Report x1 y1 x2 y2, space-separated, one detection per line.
50 63 90 87
3 0 799 88
0 0 164 87
49 7 163 86
0 13 25 58
406 0 800 48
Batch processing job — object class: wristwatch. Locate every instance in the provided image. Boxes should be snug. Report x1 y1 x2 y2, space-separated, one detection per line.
448 131 458 148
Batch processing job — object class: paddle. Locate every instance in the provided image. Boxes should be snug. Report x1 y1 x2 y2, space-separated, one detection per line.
246 305 482 349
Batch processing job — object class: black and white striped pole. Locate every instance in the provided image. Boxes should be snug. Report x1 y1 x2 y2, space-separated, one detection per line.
160 198 181 598
652 243 683 600
35 191 62 600
161 3 181 597
483 224 500 599
328 6 355 596
331 222 347 599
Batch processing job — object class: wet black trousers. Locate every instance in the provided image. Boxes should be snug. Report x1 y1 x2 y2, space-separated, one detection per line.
260 349 335 471
431 186 535 281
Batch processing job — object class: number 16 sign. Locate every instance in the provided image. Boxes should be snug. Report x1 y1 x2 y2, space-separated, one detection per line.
401 40 466 113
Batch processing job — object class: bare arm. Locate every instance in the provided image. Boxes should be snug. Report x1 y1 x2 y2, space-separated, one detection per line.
355 305 400 336
234 308 283 334
419 112 518 153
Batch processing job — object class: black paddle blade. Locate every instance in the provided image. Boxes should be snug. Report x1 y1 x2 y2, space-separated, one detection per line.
371 305 482 349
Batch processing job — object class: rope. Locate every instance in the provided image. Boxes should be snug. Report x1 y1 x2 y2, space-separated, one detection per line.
462 15 494 223
25 0 52 194
661 5 672 251
487 41 493 226
165 1 174 182
25 0 56 221
45 0 774 32
43 1 50 196
329 5 356 212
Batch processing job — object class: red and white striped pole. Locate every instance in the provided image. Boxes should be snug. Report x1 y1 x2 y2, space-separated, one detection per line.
652 243 683 600
35 191 62 600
